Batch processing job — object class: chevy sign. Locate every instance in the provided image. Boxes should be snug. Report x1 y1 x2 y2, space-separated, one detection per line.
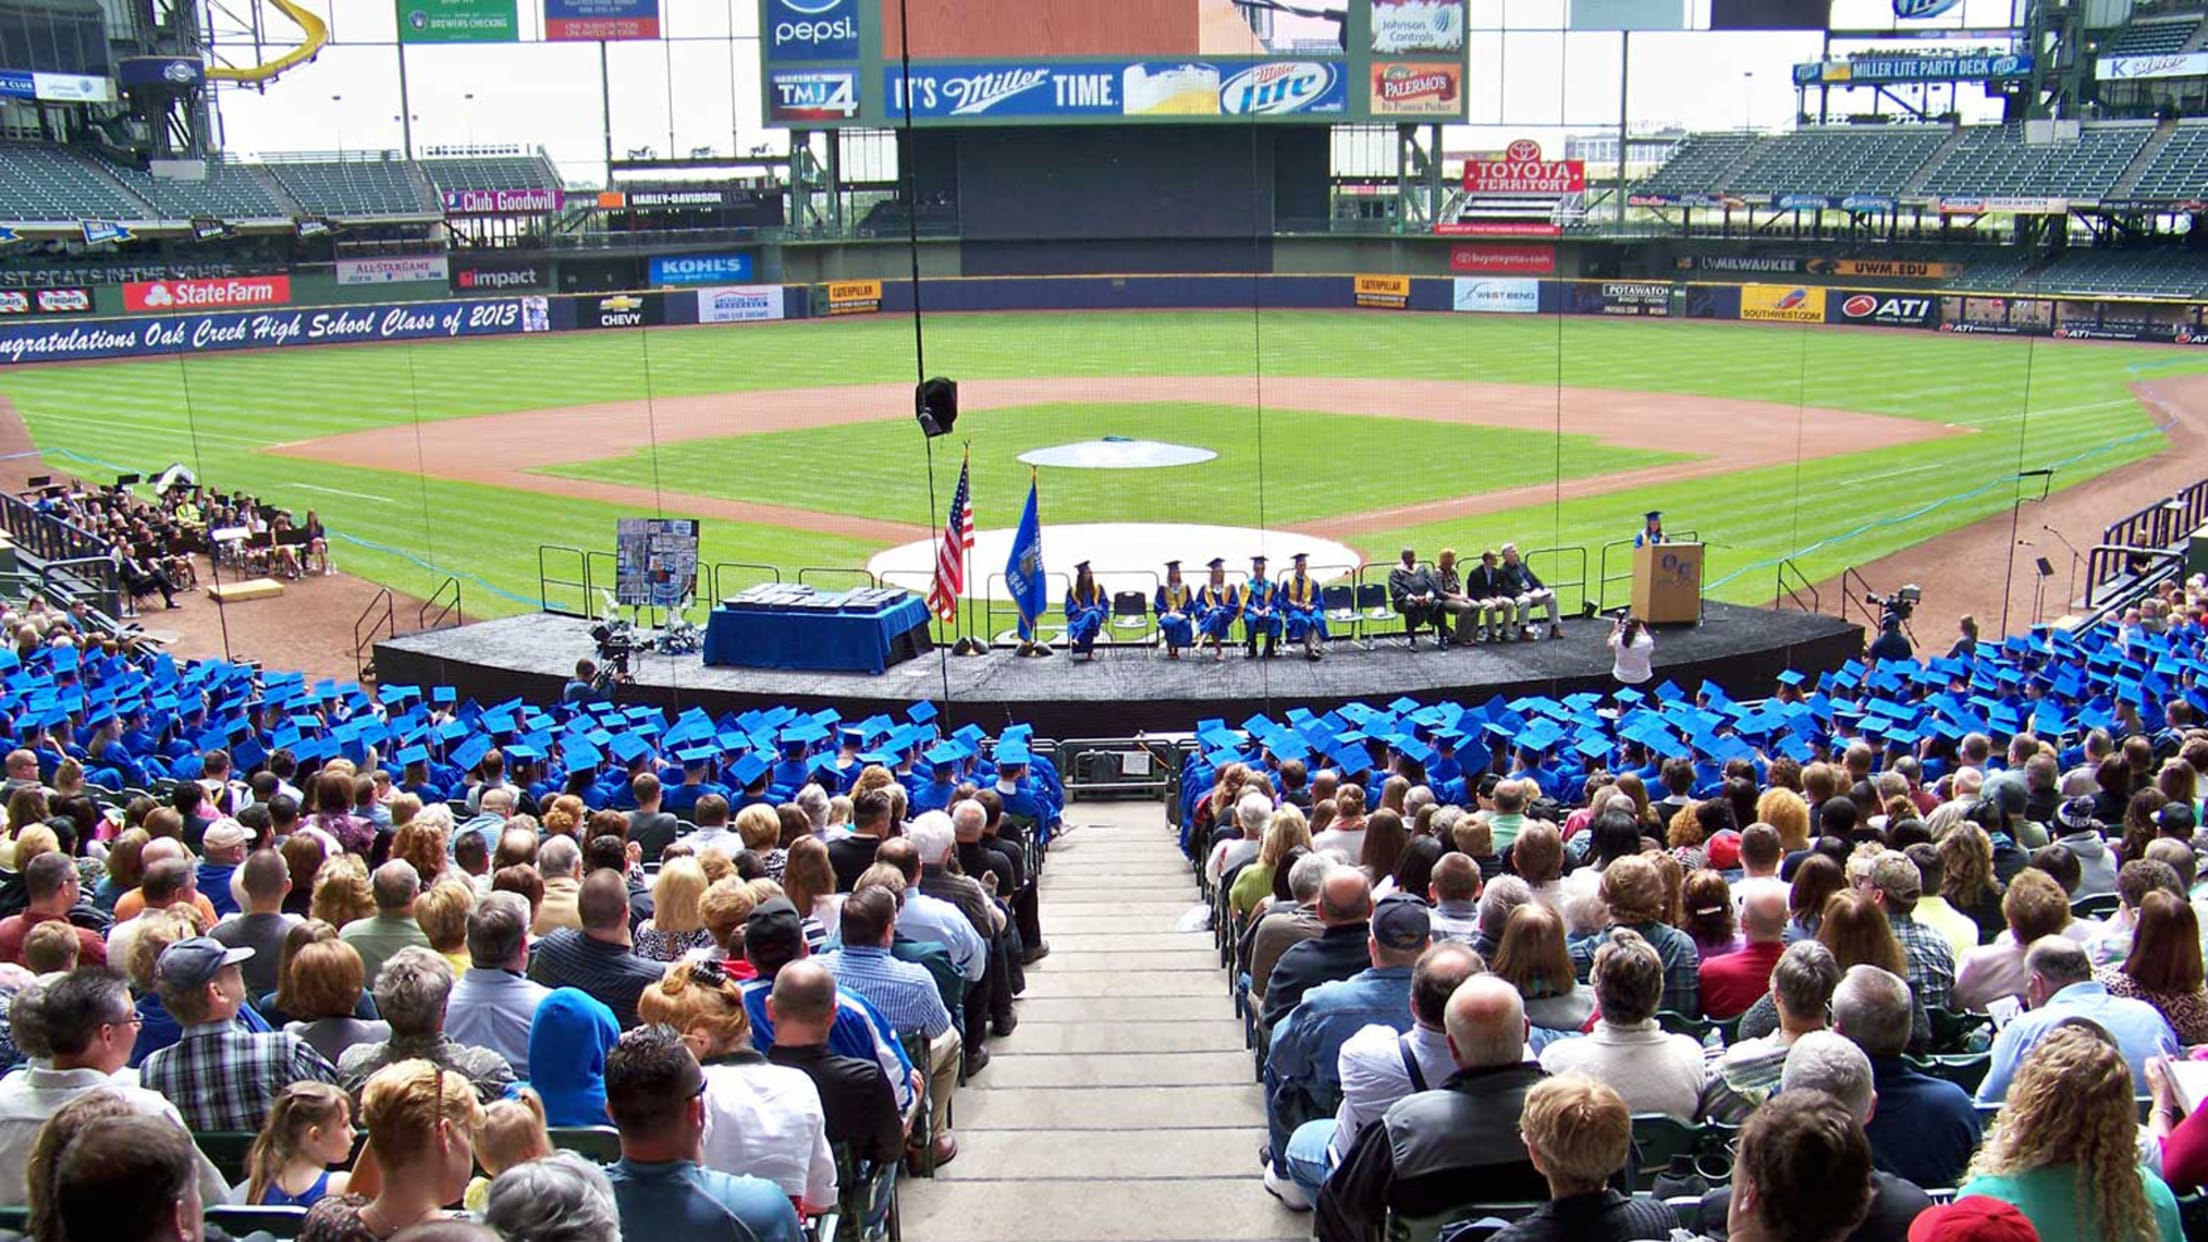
648 254 754 286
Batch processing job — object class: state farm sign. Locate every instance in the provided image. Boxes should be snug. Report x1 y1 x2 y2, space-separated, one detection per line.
123 275 291 312
1463 138 1585 196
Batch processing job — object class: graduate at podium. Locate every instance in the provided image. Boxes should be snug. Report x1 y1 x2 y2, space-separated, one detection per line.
1195 557 1239 662
1241 554 1283 659
1635 510 1667 548
1279 552 1327 662
1064 561 1109 660
1154 560 1195 659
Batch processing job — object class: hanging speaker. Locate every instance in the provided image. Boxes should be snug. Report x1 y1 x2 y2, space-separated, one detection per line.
916 377 958 438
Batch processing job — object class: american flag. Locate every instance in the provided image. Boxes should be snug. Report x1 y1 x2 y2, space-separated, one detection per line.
927 453 975 622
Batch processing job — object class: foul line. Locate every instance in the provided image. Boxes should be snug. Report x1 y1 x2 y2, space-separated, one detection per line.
286 483 396 504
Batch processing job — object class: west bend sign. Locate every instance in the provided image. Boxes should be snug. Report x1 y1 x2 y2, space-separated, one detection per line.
1463 139 1586 196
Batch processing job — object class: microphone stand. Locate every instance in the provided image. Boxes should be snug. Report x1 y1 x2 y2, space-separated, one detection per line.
2042 524 2085 614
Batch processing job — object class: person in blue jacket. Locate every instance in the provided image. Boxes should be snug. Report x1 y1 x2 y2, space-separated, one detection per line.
1635 509 1666 548
1242 555 1283 659
1195 558 1239 662
1154 560 1195 659
1279 552 1327 662
1063 561 1109 661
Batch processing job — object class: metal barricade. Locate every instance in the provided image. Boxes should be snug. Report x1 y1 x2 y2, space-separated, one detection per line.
1057 735 1189 801
707 561 782 600
796 566 878 591
1597 528 1696 614
2084 544 2187 613
1520 545 1589 617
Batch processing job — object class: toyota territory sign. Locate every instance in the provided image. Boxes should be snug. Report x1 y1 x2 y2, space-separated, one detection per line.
1464 139 1587 195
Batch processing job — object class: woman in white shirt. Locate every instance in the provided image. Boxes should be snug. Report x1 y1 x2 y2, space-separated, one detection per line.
637 960 837 1214
1608 614 1655 686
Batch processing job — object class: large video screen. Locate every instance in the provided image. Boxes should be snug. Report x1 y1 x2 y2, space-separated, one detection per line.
761 0 1467 127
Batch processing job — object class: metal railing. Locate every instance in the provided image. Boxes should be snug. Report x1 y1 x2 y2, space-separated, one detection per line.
796 566 878 591
35 554 120 621
2083 543 2187 612
421 576 462 632
1837 567 1883 638
706 561 782 601
1521 545 1590 617
0 493 111 568
1776 558 1820 614
354 587 394 681
2094 479 2208 596
538 545 591 617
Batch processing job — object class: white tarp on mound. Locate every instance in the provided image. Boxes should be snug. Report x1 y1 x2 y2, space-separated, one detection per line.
1016 440 1217 469
867 522 1363 601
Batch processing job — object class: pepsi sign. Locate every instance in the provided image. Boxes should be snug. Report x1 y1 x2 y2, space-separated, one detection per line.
766 0 857 61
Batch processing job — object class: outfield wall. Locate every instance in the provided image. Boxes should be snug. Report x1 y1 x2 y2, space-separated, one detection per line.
1 272 2202 366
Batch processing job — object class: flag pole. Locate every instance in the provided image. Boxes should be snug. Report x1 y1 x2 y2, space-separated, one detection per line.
962 444 977 653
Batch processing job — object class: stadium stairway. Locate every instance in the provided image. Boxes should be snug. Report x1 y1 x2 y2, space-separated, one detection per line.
901 802 1306 1242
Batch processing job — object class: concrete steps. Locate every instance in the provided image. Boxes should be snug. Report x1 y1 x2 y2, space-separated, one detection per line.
903 804 1305 1242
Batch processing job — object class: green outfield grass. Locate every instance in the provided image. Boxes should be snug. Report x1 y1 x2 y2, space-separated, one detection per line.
533 400 1688 529
0 309 2194 619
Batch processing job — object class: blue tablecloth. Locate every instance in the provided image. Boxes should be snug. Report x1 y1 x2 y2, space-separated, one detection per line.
704 595 933 674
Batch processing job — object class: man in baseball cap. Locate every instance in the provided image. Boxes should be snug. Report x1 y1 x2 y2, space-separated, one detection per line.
744 898 809 980
139 936 340 1130
1262 890 1434 1209
1908 1197 2039 1242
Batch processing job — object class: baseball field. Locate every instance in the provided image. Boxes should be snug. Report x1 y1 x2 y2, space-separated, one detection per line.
0 307 2197 623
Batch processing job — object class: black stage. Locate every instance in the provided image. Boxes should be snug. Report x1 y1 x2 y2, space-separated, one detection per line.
375 605 1866 737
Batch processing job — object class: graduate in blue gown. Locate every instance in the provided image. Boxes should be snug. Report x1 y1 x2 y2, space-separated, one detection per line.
1194 557 1240 662
1064 561 1109 660
1154 560 1195 659
1279 552 1327 662
1634 509 1666 549
1242 555 1282 659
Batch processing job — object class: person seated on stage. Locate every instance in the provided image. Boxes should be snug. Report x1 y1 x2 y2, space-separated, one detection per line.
1386 549 1441 648
1154 560 1196 660
1243 556 1284 660
1431 550 1476 646
1063 561 1109 661
1195 557 1241 663
1634 510 1666 549
1466 550 1514 644
1279 553 1327 662
1497 543 1564 642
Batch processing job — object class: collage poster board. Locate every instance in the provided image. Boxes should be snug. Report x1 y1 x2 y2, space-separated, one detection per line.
615 517 701 608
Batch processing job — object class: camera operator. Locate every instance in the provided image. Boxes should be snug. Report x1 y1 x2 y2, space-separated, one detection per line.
1608 612 1655 687
1868 615 1913 662
564 656 613 706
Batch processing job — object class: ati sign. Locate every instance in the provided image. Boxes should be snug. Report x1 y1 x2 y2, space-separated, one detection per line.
1836 292 1935 328
123 276 290 312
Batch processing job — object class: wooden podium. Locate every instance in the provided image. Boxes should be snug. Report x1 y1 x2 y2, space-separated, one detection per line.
1631 542 1704 624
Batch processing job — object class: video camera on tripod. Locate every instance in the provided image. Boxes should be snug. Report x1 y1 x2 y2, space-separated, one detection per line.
587 619 640 688
1864 583 1923 628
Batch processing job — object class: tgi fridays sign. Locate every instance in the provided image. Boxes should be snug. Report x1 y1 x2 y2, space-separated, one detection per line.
1463 139 1586 196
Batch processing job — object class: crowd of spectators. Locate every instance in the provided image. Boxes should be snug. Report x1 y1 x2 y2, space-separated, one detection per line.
1193 575 2208 1241
0 594 1062 1240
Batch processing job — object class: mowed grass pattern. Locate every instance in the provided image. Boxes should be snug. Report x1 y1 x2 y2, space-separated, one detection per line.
0 309 2193 617
533 401 1688 529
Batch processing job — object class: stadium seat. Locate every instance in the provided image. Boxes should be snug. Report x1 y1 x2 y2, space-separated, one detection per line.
1928 1007 1993 1055
193 1130 262 1183
546 1125 623 1163
1108 590 1153 648
207 1205 309 1238
832 1141 900 1242
2073 892 2121 920
1628 1115 1705 1192
1389 1200 1540 1242
902 1032 941 1177
1906 1052 1993 1094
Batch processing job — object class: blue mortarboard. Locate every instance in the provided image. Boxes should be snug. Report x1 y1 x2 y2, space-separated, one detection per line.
452 735 493 771
566 738 603 768
396 744 430 766
1574 735 1610 761
925 742 962 768
437 719 469 742
908 701 938 724
998 738 1032 766
507 744 543 762
731 753 770 786
432 686 457 705
610 733 650 763
1776 669 1806 687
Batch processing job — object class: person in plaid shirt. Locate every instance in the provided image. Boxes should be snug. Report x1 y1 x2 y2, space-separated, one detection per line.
139 936 339 1132
1860 853 1957 1012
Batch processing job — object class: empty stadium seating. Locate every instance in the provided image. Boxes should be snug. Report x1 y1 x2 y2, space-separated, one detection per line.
2021 248 2208 298
0 144 150 222
1729 127 1950 197
260 155 437 217
2129 121 2208 200
2103 16 2200 56
1636 131 1758 198
420 153 561 192
93 154 286 220
1917 122 2152 200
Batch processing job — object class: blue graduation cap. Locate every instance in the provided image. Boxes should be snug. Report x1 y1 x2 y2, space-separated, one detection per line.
565 737 604 769
609 733 650 763
730 752 770 786
452 735 493 772
396 744 430 766
997 737 1032 766
908 701 938 725
432 686 457 705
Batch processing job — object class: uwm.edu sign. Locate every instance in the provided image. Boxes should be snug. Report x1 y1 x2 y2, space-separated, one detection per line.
1463 139 1585 196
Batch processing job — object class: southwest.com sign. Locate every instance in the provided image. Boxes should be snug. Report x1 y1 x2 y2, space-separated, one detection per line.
764 0 858 61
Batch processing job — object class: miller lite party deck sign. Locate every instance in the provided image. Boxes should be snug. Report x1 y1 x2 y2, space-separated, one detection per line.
1463 139 1586 196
